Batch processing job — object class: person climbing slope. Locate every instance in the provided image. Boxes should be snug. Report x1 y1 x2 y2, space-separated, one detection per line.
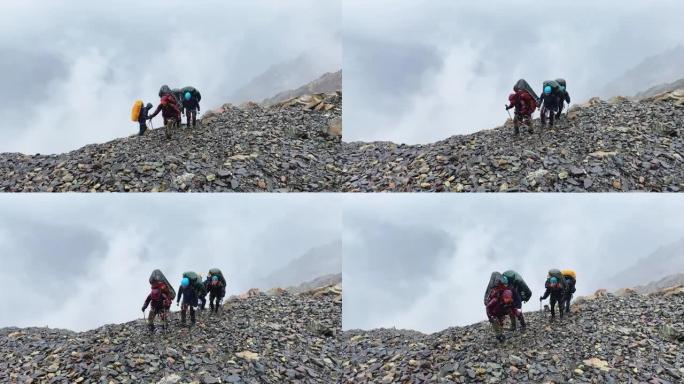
555 78 571 119
207 275 226 313
561 269 577 315
181 86 201 129
538 80 562 130
540 271 566 321
502 270 531 331
142 287 170 333
486 288 518 342
506 79 538 135
177 276 199 326
131 101 153 136
148 94 181 139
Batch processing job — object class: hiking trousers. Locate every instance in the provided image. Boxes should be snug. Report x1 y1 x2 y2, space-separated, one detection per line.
185 108 197 128
540 106 556 128
148 307 166 325
550 295 564 319
181 302 196 324
165 117 178 139
513 112 532 134
209 292 223 312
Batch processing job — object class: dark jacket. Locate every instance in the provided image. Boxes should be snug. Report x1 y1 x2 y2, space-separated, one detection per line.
508 90 537 115
137 104 153 125
486 290 515 319
143 292 167 312
177 285 198 306
541 281 564 300
149 95 181 121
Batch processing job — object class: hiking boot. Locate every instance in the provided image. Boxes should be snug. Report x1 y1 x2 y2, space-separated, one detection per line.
496 334 505 343
148 324 155 334
513 126 520 136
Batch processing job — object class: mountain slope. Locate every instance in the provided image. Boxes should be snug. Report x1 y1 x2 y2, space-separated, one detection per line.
343 286 684 383
342 93 684 192
259 240 342 290
0 285 342 383
0 96 342 192
262 70 342 106
230 54 337 104
599 45 684 98
609 237 684 290
634 78 684 99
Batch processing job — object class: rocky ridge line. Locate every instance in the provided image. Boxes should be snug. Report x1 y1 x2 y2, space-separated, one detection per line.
341 90 684 192
0 284 342 384
342 283 684 383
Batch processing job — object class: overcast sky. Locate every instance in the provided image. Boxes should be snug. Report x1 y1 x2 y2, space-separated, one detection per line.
343 0 684 144
0 195 340 331
0 0 340 154
342 194 684 334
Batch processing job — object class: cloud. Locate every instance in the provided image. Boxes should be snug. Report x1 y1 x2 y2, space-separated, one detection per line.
343 0 684 143
0 0 341 154
342 194 684 333
0 194 340 331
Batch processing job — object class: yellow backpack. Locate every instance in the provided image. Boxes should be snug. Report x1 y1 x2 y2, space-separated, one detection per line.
131 100 143 122
561 269 576 279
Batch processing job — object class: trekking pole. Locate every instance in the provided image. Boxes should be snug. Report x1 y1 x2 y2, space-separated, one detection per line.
505 105 512 121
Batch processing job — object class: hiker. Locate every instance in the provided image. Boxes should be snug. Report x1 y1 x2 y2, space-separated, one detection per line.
148 94 181 139
196 275 207 312
538 80 562 129
506 79 538 135
540 276 566 321
176 277 198 326
131 101 154 136
562 269 577 315
486 288 519 342
142 287 170 333
555 79 571 119
502 270 531 331
180 86 201 129
207 275 226 313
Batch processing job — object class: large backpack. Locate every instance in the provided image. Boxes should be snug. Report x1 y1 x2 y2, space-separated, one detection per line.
542 80 561 96
513 78 540 101
181 86 202 102
208 268 226 285
131 100 143 122
484 272 506 305
502 270 532 301
547 269 568 291
555 78 567 89
149 269 176 300
183 271 205 292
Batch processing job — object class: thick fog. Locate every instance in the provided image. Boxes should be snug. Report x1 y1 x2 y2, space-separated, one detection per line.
0 194 340 331
342 194 684 333
343 0 684 144
0 0 340 154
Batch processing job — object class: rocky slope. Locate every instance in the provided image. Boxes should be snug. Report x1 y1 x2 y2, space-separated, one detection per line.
0 94 342 192
262 70 342 106
341 92 684 192
342 285 684 383
0 284 342 384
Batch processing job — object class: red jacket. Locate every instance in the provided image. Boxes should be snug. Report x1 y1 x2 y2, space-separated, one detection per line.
149 95 181 121
486 288 514 318
508 90 537 115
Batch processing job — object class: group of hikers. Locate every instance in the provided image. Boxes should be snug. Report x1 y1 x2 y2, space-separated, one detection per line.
131 85 202 138
484 269 577 342
506 78 572 135
141 268 226 333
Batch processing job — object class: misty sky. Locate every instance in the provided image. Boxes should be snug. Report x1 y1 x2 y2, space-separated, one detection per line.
0 0 340 154
0 194 340 331
343 0 684 144
342 194 684 334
